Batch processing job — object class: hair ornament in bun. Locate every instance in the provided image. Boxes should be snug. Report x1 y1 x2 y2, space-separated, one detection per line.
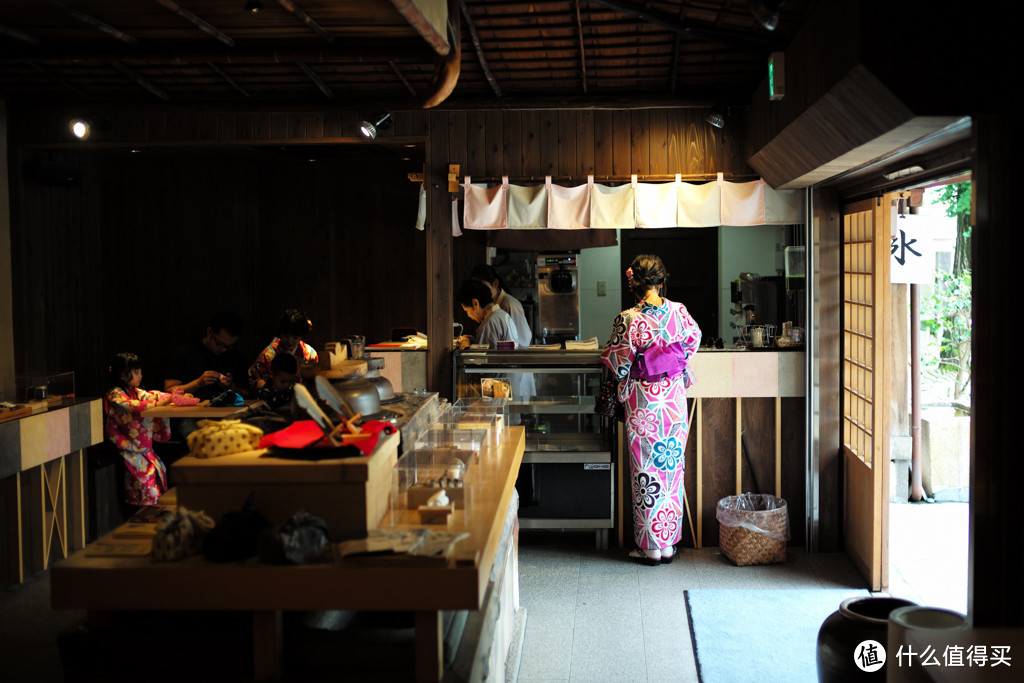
625 267 634 280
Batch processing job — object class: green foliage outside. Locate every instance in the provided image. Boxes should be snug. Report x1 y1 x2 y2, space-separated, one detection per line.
919 181 972 403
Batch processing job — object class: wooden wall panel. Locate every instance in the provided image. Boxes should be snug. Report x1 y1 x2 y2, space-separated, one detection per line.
484 110 503 178
558 111 575 176
740 398 775 497
520 110 540 175
9 148 423 399
503 111 523 178
465 111 486 178
648 109 668 175
537 111 558 177
630 110 650 176
611 110 631 177
700 398 737 545
576 111 595 177
782 397 807 546
593 111 614 177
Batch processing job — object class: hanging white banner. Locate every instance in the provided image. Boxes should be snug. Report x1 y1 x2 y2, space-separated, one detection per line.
890 215 935 284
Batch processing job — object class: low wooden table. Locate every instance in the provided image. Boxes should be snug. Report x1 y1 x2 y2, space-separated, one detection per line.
141 399 262 418
50 427 525 682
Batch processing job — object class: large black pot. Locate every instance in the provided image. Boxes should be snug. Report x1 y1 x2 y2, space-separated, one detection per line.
817 596 917 681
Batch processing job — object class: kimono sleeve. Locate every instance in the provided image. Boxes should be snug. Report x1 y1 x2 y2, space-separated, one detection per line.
676 304 702 362
249 346 274 386
601 312 636 381
107 387 160 416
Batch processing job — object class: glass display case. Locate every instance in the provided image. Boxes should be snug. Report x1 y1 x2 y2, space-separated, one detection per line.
454 349 615 547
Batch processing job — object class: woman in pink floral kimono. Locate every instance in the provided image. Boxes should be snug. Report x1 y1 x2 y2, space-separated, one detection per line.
104 352 174 506
601 255 701 565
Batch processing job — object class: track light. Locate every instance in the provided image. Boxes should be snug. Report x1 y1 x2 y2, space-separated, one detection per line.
749 0 786 31
704 105 727 129
68 115 109 141
358 112 392 140
245 0 263 12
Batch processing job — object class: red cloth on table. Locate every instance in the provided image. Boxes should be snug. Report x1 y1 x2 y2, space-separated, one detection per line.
257 419 393 456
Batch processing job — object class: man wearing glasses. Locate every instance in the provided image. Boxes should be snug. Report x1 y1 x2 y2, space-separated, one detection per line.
164 310 248 401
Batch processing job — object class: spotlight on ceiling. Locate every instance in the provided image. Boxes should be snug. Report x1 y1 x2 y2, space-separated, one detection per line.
749 0 786 31
359 112 392 140
68 115 108 141
704 105 727 129
245 0 263 12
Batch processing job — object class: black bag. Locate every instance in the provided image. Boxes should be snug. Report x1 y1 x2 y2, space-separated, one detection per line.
594 366 625 422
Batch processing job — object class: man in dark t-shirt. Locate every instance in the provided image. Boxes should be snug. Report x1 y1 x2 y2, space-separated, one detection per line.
164 311 249 401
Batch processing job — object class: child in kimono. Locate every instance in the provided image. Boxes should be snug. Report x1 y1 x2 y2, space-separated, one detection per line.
103 352 174 506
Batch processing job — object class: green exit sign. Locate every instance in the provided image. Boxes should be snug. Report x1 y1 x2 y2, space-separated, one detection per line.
769 51 785 101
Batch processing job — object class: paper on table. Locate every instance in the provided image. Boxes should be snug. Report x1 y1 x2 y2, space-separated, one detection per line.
565 337 600 350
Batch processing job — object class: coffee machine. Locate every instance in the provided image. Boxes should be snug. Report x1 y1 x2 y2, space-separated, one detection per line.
730 274 785 339
536 253 580 343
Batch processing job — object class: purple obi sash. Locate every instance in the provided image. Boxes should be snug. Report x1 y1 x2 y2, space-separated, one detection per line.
629 341 690 382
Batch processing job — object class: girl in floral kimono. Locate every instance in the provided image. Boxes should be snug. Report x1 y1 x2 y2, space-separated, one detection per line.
601 255 701 565
104 352 174 506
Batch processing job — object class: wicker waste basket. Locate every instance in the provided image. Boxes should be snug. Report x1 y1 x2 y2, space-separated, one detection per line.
717 493 789 566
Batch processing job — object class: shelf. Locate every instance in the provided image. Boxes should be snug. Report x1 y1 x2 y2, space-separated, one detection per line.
523 432 609 454
510 395 595 414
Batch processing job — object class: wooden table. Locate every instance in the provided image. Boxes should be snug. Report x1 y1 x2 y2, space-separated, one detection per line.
50 427 525 682
141 399 262 418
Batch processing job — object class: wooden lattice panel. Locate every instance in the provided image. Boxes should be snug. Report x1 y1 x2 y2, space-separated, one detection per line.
843 210 876 466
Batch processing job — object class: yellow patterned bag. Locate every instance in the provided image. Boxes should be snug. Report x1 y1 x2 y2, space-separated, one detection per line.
186 419 263 458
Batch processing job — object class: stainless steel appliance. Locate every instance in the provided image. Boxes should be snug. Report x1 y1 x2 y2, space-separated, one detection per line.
536 253 580 342
454 349 614 548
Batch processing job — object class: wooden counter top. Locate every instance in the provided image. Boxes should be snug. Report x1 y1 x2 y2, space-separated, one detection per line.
50 427 526 681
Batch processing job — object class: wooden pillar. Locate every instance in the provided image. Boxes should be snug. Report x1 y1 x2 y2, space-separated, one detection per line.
969 112 1021 627
426 112 454 399
813 188 842 551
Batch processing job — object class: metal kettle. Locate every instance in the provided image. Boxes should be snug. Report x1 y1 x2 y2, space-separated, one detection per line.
363 356 396 403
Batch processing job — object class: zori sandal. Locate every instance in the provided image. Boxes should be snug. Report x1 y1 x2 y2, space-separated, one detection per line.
628 547 662 567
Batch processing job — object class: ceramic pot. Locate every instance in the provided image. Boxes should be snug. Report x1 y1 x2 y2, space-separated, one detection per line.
817 596 917 682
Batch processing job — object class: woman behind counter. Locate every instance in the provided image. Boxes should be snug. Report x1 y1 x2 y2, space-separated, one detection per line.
601 255 701 565
456 279 518 349
471 264 532 349
104 352 174 507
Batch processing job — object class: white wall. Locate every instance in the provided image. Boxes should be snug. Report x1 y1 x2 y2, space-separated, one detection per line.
717 225 786 341
578 237 622 343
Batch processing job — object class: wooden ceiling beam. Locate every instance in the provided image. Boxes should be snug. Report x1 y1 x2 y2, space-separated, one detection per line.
53 1 138 45
584 0 776 51
389 60 419 98
0 43 433 64
110 60 170 101
296 61 334 98
206 62 251 98
459 0 501 98
421 9 460 108
0 22 38 45
574 0 587 94
25 60 88 98
276 0 336 44
155 0 235 47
